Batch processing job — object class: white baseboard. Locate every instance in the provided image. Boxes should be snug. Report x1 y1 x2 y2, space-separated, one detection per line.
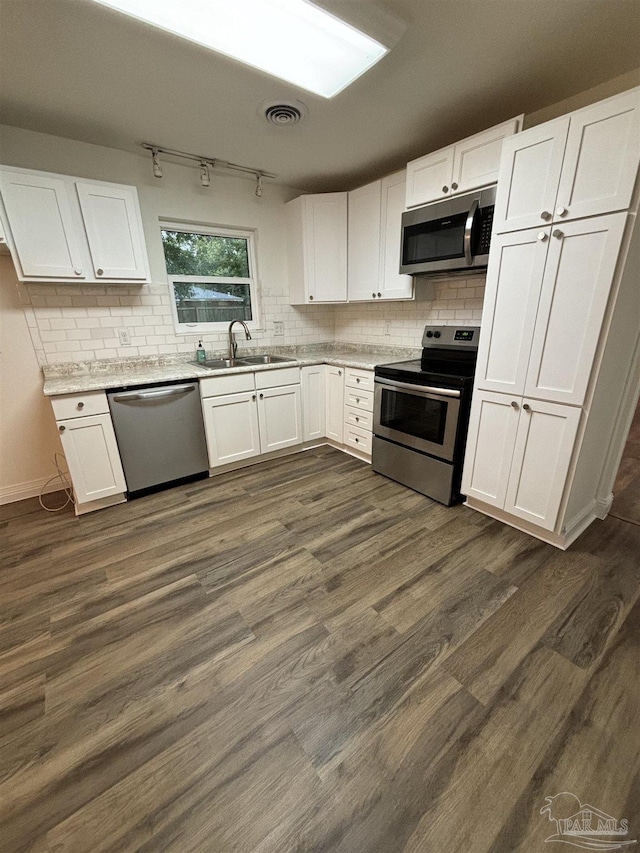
0 476 65 505
595 492 614 519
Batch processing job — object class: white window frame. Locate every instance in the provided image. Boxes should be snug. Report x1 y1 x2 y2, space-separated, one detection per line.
161 221 261 335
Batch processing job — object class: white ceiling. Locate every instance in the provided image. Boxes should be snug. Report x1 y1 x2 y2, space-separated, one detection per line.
0 0 639 192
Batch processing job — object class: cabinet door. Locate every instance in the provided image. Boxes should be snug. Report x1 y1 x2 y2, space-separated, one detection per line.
325 366 344 443
348 180 382 301
504 399 581 531
76 182 149 280
0 170 85 278
379 171 413 300
303 193 347 302
461 391 520 508
57 414 126 503
475 227 549 396
203 391 261 467
493 117 570 234
257 385 302 452
301 365 326 441
451 117 522 195
405 145 454 207
555 89 640 223
524 213 626 406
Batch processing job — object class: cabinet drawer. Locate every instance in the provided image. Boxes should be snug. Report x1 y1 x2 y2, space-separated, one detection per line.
344 387 374 412
344 406 373 431
344 424 372 455
200 372 255 398
255 367 300 389
344 367 374 393
50 390 109 420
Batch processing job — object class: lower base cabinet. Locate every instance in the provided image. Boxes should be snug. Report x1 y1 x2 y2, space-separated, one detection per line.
462 390 581 531
325 366 345 444
56 412 126 504
257 385 302 453
202 391 262 467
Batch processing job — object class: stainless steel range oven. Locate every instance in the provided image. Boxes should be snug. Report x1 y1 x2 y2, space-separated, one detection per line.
373 325 480 505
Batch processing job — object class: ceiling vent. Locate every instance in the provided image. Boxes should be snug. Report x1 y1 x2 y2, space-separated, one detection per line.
260 99 307 126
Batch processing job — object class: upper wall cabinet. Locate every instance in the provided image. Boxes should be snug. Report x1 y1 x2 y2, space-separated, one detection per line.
494 88 640 233
287 192 348 304
405 116 523 208
0 166 151 284
348 170 413 302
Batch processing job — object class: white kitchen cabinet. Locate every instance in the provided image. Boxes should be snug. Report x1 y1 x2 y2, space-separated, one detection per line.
348 171 412 302
524 213 626 405
0 165 151 283
286 192 347 304
463 392 580 532
325 365 344 444
301 365 326 442
257 385 302 452
203 391 262 467
406 116 522 208
0 170 86 278
56 412 126 504
76 182 149 280
503 399 581 531
494 88 640 233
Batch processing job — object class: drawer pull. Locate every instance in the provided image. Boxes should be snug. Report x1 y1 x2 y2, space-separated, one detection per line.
356 378 360 383
59 425 65 432
77 401 85 409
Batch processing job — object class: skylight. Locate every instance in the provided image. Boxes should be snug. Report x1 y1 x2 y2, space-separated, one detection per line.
90 0 388 98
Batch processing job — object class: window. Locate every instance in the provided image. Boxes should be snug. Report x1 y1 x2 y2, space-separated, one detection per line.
161 223 259 333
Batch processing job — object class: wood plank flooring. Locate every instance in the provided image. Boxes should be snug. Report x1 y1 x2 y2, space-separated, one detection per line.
1 444 639 852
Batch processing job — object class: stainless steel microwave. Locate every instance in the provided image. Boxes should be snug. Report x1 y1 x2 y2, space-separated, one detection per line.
400 185 496 275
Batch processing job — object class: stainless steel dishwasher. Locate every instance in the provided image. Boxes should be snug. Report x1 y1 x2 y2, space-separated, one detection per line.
107 382 209 495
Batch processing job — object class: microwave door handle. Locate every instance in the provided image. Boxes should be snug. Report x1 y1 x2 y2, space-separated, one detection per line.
464 199 479 266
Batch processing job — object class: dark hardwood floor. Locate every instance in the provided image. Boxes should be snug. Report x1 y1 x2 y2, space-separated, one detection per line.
1 443 639 852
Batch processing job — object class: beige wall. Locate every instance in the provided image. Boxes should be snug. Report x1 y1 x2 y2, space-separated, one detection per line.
0 256 62 502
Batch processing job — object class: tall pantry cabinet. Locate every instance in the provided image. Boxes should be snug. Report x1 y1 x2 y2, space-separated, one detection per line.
462 87 640 548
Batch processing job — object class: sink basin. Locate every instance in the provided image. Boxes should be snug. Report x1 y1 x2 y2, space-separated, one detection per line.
196 358 248 370
239 354 295 365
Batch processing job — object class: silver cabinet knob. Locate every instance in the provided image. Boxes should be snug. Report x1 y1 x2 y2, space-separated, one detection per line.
511 401 519 409
96 268 104 276
442 185 449 193
252 394 256 401
377 292 381 298
537 232 548 242
76 401 84 409
356 398 360 403
541 211 551 221
309 294 314 301
355 416 359 422
356 378 360 383
259 393 264 399
59 425 66 432
338 370 342 376
523 403 531 411
354 437 359 442
74 269 83 275
553 229 564 239
372 292 376 298
451 182 458 190
556 206 568 217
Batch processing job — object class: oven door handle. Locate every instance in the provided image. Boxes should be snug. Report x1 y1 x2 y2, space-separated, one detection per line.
464 199 479 266
375 377 461 398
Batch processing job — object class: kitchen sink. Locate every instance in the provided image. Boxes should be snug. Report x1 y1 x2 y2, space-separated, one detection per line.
239 354 295 365
196 358 249 369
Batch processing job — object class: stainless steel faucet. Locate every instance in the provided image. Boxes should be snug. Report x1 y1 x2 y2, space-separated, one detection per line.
228 319 251 359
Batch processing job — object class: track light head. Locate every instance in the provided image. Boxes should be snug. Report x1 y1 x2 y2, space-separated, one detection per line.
200 161 211 187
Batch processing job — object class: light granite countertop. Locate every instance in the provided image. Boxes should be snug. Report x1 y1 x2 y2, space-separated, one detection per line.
42 344 420 396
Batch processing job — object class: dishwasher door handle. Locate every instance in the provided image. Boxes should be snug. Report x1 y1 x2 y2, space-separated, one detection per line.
112 385 197 403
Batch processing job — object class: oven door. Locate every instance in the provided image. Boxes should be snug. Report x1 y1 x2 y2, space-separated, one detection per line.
374 377 461 461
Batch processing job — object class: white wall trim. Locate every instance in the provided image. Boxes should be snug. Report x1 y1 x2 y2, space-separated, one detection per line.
0 476 66 505
595 493 614 519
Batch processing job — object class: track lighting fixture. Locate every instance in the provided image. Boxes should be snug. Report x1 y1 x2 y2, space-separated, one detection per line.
255 174 264 198
200 161 211 187
151 149 162 179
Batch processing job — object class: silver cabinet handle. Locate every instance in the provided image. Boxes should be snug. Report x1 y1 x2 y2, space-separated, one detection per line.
553 229 564 239
523 403 531 411
309 294 314 301
442 185 449 193
537 231 548 242
252 394 256 401
464 199 479 266
511 401 519 409
372 292 376 298
76 401 85 409
375 377 461 398
541 211 551 221
356 378 360 383
338 370 342 376
112 385 195 402
556 206 568 217
377 292 381 298
59 425 66 432
451 182 458 190
96 268 104 276
259 393 264 399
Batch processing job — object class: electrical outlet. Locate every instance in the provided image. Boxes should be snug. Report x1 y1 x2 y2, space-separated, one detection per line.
274 321 285 337
118 328 131 346
384 321 391 336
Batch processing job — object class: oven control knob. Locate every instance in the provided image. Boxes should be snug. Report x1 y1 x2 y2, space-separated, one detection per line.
433 331 441 339
426 331 433 338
